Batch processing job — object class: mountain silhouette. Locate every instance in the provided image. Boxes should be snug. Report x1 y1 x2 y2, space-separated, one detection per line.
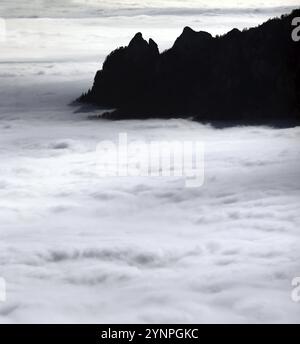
78 9 300 123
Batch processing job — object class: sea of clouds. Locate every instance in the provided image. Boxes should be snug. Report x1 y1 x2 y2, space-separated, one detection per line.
0 0 299 323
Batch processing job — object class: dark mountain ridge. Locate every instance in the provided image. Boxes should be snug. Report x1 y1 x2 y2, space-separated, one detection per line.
78 9 300 122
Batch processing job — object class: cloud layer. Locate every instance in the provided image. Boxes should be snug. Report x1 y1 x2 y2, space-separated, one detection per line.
0 0 299 323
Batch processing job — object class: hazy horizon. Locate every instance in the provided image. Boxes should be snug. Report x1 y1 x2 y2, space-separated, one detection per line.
1 0 299 18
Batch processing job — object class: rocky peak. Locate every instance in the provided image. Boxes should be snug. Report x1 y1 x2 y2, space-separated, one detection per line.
128 33 159 57
225 28 242 39
149 38 159 55
128 32 148 50
183 26 195 35
173 27 212 50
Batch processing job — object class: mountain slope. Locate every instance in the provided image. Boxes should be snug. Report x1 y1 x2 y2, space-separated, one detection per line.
78 9 300 122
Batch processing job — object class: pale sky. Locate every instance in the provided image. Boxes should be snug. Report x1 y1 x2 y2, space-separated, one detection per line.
0 0 299 18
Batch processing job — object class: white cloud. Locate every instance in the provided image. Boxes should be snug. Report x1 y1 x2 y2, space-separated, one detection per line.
0 0 299 324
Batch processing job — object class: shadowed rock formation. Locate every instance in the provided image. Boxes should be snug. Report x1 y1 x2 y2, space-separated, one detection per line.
78 9 300 122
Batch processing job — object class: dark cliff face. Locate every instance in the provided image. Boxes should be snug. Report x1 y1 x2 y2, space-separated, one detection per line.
78 9 300 122
84 32 159 110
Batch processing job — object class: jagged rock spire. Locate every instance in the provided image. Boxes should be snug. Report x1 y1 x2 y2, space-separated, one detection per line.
128 32 159 56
